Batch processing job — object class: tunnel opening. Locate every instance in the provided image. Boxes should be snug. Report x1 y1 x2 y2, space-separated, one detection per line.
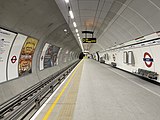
79 52 85 59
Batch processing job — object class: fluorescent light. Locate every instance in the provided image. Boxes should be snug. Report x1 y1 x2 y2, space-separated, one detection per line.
78 38 81 43
73 22 77 27
78 37 84 51
77 33 79 37
69 10 74 19
65 0 69 3
64 29 67 32
75 29 78 33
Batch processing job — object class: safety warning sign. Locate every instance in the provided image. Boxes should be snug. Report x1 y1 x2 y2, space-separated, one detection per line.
143 52 153 68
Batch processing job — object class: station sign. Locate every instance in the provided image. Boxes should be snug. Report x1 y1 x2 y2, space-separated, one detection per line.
143 52 153 67
82 38 96 43
11 56 17 64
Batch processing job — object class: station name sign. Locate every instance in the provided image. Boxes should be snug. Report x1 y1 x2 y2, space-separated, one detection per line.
82 38 96 43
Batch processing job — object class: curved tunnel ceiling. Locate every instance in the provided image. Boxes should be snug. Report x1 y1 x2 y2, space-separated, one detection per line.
0 0 81 53
0 0 82 104
55 0 160 53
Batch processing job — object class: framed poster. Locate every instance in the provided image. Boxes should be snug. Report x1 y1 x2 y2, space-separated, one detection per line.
42 44 60 70
0 28 17 83
18 37 38 76
39 43 50 70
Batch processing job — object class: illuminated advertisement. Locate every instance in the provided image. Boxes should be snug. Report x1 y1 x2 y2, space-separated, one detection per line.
19 37 38 76
0 28 17 82
43 44 60 69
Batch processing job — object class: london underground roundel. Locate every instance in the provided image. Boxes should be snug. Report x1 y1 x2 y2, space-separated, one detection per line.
143 52 153 68
11 56 17 64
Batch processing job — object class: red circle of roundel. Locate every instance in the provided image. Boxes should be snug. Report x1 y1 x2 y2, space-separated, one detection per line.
143 52 153 68
11 56 17 64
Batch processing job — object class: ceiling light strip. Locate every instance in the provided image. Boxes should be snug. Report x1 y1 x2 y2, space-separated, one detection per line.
65 0 69 3
75 29 78 33
69 10 74 19
73 22 77 27
78 37 84 51
64 0 83 51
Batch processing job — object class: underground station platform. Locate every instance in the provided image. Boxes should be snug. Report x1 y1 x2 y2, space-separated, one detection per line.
30 59 160 120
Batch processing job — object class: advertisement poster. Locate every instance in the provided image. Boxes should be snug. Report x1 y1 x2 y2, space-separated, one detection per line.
7 34 27 80
19 37 38 76
63 50 69 63
52 45 61 66
39 43 50 70
56 48 62 66
0 28 17 83
43 44 60 69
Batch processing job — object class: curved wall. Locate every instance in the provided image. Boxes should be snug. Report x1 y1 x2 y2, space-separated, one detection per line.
0 0 81 104
90 0 160 53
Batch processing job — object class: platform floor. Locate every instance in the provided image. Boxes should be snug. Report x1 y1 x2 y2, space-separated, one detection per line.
31 59 160 120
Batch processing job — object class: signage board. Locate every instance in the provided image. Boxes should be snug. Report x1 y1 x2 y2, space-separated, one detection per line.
82 38 96 43
143 52 153 68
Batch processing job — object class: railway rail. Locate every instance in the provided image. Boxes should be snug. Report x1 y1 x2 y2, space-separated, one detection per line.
0 60 80 120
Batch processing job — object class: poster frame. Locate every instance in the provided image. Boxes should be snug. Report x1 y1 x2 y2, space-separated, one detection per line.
0 27 18 82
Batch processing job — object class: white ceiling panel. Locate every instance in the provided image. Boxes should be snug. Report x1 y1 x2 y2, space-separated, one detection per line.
80 10 96 17
122 7 154 35
79 1 99 9
55 0 126 51
116 15 141 37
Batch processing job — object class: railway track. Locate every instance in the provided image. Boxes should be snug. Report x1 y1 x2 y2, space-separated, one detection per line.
0 60 80 120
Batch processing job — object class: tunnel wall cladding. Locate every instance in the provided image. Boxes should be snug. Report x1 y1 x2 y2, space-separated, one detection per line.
0 0 81 104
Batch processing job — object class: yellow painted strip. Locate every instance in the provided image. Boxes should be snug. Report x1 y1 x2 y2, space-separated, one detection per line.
42 61 83 120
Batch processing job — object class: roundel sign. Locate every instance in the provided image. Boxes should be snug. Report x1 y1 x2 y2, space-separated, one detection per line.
143 52 153 68
11 56 17 64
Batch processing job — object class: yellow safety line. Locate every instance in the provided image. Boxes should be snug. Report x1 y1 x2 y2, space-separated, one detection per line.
42 60 83 120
